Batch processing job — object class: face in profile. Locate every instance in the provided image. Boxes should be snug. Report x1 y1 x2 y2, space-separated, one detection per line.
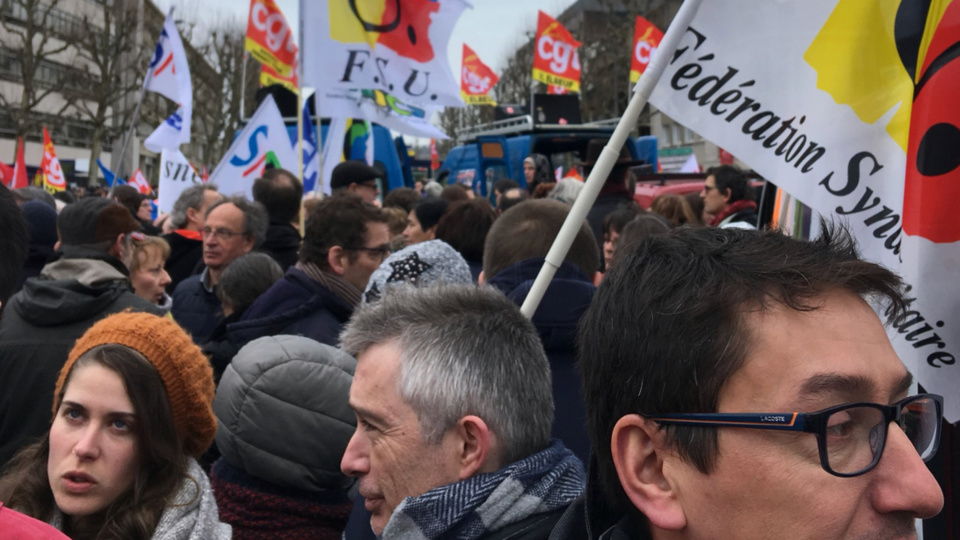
131 245 171 304
403 209 433 246
47 363 140 517
523 161 536 183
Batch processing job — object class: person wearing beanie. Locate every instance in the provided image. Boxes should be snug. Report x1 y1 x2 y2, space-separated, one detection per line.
211 335 356 540
0 312 231 539
362 239 473 304
0 197 164 470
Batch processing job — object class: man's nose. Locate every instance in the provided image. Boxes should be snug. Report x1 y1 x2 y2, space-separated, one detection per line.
869 422 944 519
340 429 370 478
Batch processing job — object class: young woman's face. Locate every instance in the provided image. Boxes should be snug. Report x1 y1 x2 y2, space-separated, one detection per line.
523 161 536 183
48 363 140 517
131 246 171 305
403 209 433 245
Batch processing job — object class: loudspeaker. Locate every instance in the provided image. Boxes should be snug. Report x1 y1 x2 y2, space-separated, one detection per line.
533 94 581 124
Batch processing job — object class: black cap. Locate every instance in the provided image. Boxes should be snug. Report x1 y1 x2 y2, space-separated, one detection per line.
58 197 141 246
330 160 382 190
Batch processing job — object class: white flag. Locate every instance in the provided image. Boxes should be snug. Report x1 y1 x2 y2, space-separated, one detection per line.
157 149 202 215
301 0 471 108
647 1 960 420
145 10 193 148
316 88 448 140
321 118 348 196
208 95 298 198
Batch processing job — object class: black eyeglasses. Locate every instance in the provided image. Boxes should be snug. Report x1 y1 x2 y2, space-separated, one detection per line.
347 244 391 262
647 394 943 477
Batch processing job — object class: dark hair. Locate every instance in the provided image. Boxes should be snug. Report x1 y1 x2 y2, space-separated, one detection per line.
13 187 56 209
205 196 269 248
601 206 642 237
217 252 284 315
498 188 528 214
578 225 907 513
53 190 77 205
683 192 705 225
300 193 387 271
383 187 421 213
611 214 670 267
0 184 29 307
435 199 496 264
484 199 599 279
493 178 520 195
524 154 552 193
111 185 144 219
706 165 752 203
0 345 186 538
413 197 448 232
650 193 698 227
252 168 303 224
440 184 470 203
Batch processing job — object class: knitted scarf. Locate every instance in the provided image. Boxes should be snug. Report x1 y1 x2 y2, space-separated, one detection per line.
295 261 362 307
708 199 757 227
381 440 584 540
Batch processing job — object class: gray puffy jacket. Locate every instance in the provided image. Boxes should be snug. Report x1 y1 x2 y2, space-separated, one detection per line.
214 335 357 492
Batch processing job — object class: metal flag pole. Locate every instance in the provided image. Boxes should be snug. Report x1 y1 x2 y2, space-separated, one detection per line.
520 0 704 318
239 51 249 123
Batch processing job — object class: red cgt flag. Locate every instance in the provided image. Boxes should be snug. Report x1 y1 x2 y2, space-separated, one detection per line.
246 0 298 77
41 127 66 192
630 16 664 84
460 44 499 105
532 11 581 93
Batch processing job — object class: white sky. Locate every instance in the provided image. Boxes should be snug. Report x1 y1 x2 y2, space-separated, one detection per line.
152 0 578 76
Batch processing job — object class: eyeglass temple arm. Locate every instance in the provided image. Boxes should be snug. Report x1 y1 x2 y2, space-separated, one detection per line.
647 412 811 433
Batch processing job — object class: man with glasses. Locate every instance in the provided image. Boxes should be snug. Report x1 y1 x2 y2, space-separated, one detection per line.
173 195 267 345
554 226 944 540
700 165 758 229
228 193 390 349
330 160 383 204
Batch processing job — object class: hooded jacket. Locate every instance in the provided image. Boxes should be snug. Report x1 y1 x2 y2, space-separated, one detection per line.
0 247 164 467
486 258 595 465
211 335 356 539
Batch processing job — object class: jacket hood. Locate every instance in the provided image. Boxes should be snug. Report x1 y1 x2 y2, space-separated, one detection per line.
13 258 134 327
486 258 595 352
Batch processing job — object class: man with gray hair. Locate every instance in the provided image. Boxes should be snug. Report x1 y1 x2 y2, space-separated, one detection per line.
163 183 221 292
173 195 267 345
339 285 585 540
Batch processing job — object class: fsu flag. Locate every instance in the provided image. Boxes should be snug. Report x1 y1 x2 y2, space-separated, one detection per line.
630 15 664 83
40 127 66 192
532 11 581 92
460 44 499 105
647 0 960 421
245 0 298 76
261 62 299 94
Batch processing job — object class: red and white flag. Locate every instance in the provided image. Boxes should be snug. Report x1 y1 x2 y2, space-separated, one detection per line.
128 169 151 194
460 44 499 105
144 9 193 151
532 11 581 93
40 127 66 192
430 138 439 171
3 137 29 189
246 0 298 77
629 15 664 84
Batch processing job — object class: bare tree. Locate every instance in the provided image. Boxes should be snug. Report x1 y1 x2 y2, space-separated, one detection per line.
0 0 75 141
64 0 144 184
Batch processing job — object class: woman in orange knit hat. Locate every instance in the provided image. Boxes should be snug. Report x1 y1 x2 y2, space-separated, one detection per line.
0 312 232 539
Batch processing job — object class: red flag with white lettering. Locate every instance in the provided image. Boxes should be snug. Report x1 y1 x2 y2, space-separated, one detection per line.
532 11 581 93
246 0 298 76
41 127 66 192
629 16 663 84
460 44 499 105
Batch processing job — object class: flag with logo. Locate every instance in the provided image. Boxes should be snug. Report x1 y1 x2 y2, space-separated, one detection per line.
261 62 299 94
647 0 960 420
157 149 203 214
301 0 471 107
129 169 151 194
246 0 297 76
144 9 192 149
630 15 663 84
461 44 498 105
301 104 320 194
208 94 298 198
347 119 374 165
532 10 581 92
315 87 448 139
40 127 66 192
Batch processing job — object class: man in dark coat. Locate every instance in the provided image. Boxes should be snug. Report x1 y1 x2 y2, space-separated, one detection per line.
0 198 164 467
252 168 303 271
227 194 390 350
480 199 599 465
172 195 267 345
163 183 222 292
582 138 644 250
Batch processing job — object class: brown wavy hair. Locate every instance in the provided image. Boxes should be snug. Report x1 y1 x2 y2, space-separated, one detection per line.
0 345 188 539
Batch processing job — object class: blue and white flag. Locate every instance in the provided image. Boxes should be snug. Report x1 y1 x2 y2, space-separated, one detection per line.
145 106 188 152
301 105 321 195
208 94 298 198
143 9 192 150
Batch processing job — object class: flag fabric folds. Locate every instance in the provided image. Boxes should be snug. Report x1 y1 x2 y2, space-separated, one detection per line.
646 0 960 421
461 44 499 105
208 94 298 199
347 119 374 165
245 0 298 76
320 117 348 196
630 15 664 84
2 137 27 189
261 62 299 94
532 11 581 92
430 138 439 171
157 149 202 214
301 0 471 108
129 169 152 194
97 158 122 188
315 88 448 139
144 9 193 150
40 127 66 192
301 105 320 194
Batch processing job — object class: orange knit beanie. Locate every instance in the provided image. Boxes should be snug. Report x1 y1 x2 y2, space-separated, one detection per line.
53 312 217 458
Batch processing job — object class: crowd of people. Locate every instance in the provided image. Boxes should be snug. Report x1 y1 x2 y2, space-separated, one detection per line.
0 144 945 539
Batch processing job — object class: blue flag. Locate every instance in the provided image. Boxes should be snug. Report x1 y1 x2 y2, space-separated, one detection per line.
302 106 320 194
97 158 125 188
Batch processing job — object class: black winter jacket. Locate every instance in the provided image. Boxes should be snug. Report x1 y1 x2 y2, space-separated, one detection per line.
259 219 301 272
172 270 222 346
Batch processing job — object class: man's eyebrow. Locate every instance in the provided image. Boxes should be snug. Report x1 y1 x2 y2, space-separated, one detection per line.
798 373 876 400
890 371 914 398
